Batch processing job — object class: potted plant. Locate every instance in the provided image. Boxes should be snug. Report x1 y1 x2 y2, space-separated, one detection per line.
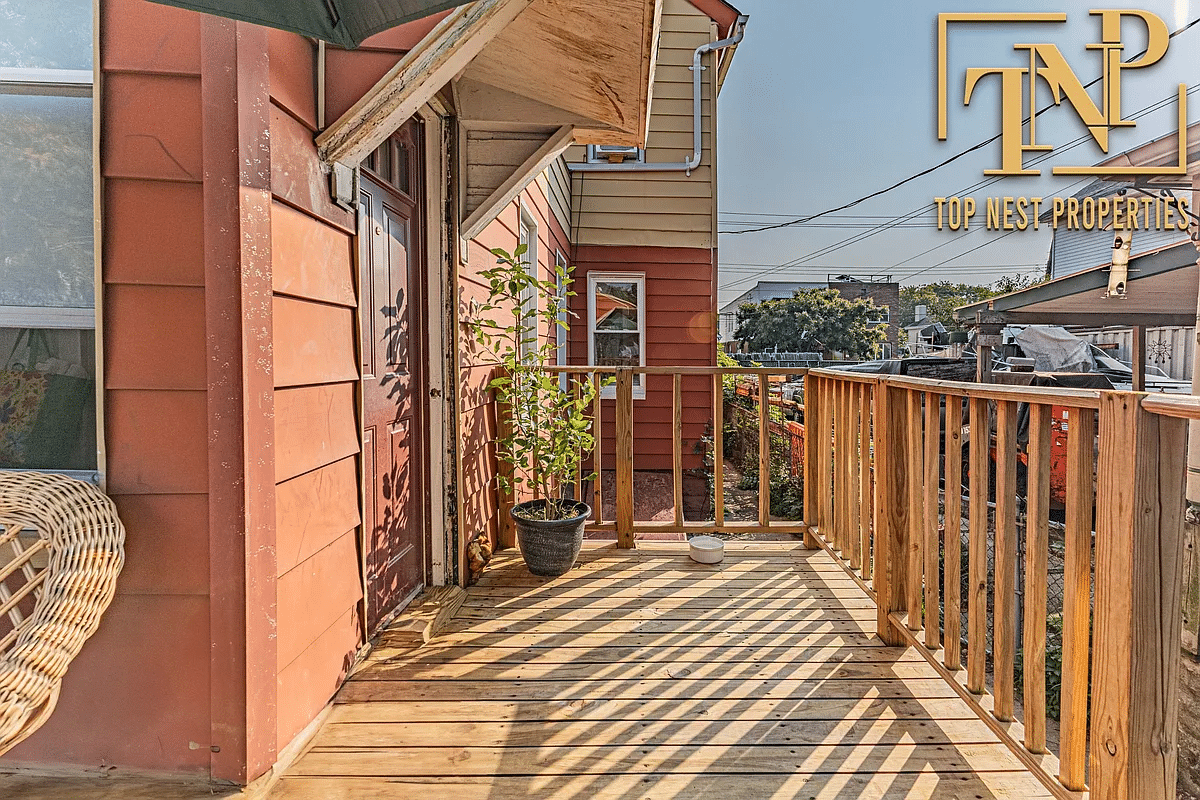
468 244 596 577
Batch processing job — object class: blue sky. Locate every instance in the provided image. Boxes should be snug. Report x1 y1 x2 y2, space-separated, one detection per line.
715 0 1198 305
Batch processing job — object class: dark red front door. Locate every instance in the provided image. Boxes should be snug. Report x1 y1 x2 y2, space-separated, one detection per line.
358 120 427 632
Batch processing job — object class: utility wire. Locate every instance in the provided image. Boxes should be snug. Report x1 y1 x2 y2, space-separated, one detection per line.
719 83 1197 292
721 15 1200 237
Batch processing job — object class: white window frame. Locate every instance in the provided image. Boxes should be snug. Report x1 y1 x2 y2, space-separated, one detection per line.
585 144 645 164
0 13 103 486
587 272 646 400
517 201 539 365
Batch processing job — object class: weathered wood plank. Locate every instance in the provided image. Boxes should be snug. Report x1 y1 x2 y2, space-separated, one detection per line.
271 772 1057 800
288 741 1027 777
315 716 998 749
363 643 912 667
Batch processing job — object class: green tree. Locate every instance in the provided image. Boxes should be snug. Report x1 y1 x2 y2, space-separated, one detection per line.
898 274 1046 331
734 288 885 358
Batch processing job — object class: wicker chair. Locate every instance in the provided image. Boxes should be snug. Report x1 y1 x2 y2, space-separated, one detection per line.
0 471 125 756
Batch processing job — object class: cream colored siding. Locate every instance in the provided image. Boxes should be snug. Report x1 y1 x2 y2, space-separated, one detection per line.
539 155 572 238
463 130 548 218
569 0 718 250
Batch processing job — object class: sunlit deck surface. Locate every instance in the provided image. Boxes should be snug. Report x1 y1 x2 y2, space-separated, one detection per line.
272 541 1052 800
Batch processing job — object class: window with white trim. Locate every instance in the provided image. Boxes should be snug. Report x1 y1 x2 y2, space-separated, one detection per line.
588 273 645 399
0 1 99 479
517 203 539 364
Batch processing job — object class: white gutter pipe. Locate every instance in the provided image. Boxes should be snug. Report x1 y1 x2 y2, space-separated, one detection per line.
567 14 748 175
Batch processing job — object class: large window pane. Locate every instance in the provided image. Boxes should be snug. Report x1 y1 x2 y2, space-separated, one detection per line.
594 332 640 368
0 0 93 69
0 327 96 470
594 281 639 331
0 93 94 308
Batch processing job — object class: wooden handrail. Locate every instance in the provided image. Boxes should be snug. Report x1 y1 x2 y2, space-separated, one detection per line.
810 368 1191 800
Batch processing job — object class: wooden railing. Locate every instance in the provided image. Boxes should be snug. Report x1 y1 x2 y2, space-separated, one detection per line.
807 368 1193 800
497 366 809 549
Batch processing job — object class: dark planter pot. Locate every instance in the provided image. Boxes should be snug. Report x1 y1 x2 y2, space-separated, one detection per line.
512 499 590 577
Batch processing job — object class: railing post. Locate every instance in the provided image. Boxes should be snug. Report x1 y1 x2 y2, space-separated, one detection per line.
615 368 634 548
758 374 770 528
874 382 909 646
802 374 821 549
1090 393 1187 800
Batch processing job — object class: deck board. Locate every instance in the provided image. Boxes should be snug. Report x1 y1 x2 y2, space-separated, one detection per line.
271 542 1055 799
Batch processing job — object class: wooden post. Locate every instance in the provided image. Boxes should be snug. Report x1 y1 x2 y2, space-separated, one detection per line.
802 375 820 548
874 383 910 646
1059 405 1096 790
758 375 770 528
1132 325 1146 393
1090 393 1187 800
832 381 847 553
615 368 634 548
713 372 725 528
976 344 993 384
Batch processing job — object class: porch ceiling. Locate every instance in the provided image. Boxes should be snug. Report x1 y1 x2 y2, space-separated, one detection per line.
316 0 660 167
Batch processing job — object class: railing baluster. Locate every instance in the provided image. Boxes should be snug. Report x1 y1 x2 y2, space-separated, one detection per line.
906 390 923 631
832 382 846 554
842 383 856 561
943 396 963 671
615 368 634 548
819 377 833 542
1023 402 1052 753
875 382 909 646
924 392 942 649
1059 405 1094 790
713 372 725 528
967 396 989 694
848 383 863 571
802 375 820 548
673 372 683 527
758 375 770 528
592 372 603 525
573 377 582 503
993 399 1018 722
859 382 873 581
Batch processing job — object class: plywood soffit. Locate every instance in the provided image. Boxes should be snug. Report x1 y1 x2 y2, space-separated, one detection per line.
317 0 659 168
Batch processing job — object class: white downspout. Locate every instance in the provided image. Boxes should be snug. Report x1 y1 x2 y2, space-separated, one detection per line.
567 14 748 175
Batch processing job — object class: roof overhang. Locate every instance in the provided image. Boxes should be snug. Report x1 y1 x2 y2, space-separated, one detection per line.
316 0 661 166
955 243 1200 327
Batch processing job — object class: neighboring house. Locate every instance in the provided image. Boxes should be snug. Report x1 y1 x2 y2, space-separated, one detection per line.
719 280 827 342
957 122 1200 386
0 0 746 786
904 304 948 355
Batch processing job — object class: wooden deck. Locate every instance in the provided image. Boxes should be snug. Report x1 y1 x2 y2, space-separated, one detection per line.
271 541 1055 799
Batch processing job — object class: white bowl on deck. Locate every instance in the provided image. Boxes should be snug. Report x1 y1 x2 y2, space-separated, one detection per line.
689 535 725 564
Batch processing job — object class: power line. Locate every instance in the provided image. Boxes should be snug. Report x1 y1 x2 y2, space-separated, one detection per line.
721 15 1200 237
718 83 1197 293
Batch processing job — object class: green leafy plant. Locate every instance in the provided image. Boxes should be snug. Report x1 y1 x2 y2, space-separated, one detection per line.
466 244 596 521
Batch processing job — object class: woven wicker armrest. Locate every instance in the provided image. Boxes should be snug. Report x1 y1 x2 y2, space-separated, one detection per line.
0 471 125 756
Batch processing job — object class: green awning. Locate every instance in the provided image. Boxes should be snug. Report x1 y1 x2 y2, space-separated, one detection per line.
147 0 474 49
